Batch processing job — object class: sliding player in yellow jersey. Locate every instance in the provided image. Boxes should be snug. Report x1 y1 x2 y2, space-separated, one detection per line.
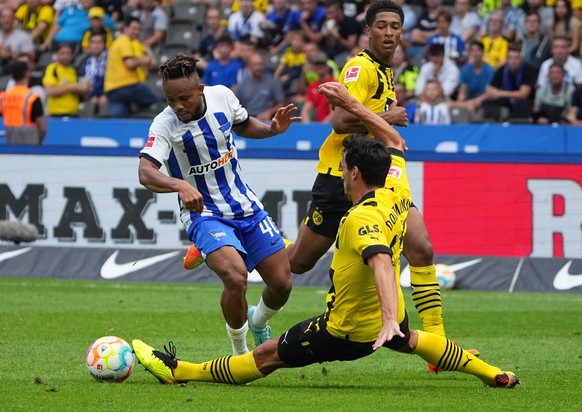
133 82 519 389
284 1 476 372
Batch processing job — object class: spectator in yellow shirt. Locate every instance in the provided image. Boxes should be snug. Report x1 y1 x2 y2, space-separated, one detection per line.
43 43 90 117
15 0 55 45
480 11 509 68
104 16 160 117
274 30 306 96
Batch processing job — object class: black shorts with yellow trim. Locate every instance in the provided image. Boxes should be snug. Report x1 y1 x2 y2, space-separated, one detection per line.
305 173 352 239
277 312 411 367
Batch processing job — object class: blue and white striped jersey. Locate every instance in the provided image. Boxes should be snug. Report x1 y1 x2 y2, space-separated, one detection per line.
140 85 264 226
415 101 451 125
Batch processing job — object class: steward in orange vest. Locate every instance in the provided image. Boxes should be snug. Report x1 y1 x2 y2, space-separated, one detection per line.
0 61 46 145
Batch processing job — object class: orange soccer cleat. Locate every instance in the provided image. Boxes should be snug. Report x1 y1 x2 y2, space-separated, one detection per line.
183 244 205 270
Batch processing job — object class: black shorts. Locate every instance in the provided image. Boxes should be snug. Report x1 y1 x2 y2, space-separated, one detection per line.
277 313 411 367
305 173 352 238
305 173 418 238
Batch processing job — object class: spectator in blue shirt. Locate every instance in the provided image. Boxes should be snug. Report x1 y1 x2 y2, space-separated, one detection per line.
450 40 495 117
79 32 108 116
263 0 290 48
196 7 227 71
462 41 495 98
201 34 244 89
41 0 116 51
271 0 326 55
283 0 326 44
409 0 444 61
427 10 465 65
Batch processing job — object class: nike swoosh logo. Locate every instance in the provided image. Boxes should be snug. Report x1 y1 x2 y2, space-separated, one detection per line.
400 258 482 288
100 250 181 279
0 247 32 263
446 258 483 272
553 261 582 290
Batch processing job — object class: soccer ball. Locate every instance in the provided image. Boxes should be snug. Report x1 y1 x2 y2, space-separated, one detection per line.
86 336 136 382
436 264 456 290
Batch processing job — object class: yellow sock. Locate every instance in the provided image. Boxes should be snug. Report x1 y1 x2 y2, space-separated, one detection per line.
413 330 501 386
174 352 264 384
410 264 445 337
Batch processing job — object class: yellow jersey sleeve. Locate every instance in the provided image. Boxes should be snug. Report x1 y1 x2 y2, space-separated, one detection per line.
385 150 411 198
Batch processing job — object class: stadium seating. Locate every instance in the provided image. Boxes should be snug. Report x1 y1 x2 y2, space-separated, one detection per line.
145 75 164 99
171 1 205 30
160 43 191 63
166 18 201 50
36 51 55 72
449 107 471 124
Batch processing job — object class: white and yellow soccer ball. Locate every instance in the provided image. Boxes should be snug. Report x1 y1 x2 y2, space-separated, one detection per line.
436 264 456 290
86 336 136 382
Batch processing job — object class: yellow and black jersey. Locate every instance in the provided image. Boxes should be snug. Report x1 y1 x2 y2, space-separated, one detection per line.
386 149 411 201
317 49 396 177
324 161 411 343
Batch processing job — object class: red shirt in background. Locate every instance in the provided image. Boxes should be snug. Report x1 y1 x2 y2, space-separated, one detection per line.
306 76 336 121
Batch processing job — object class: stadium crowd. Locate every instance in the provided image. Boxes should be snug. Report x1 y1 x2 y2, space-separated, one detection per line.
1 0 582 127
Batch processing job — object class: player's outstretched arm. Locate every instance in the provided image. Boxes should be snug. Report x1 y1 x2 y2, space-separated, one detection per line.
332 100 409 133
319 83 406 152
234 104 301 139
367 252 405 350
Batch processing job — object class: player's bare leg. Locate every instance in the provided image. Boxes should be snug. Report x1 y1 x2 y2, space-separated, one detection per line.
249 249 293 345
255 248 292 311
402 207 444 336
205 246 252 355
286 223 335 274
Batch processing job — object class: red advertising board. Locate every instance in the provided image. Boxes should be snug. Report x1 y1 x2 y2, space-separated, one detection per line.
423 162 582 258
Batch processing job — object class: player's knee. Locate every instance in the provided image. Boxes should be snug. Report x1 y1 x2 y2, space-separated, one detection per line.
267 274 293 301
289 258 317 275
220 268 248 292
418 241 434 261
405 238 434 265
253 340 284 375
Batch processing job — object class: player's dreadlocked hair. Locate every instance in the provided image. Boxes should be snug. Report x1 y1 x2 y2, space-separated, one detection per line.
365 0 404 27
158 53 200 81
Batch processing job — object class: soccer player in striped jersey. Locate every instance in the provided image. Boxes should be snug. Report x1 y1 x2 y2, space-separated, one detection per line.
132 82 519 389
283 0 478 372
139 53 300 356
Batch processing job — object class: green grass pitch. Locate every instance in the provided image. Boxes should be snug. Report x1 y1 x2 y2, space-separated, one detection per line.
0 277 579 411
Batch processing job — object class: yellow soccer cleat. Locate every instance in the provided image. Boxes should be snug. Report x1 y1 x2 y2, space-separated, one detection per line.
132 339 179 384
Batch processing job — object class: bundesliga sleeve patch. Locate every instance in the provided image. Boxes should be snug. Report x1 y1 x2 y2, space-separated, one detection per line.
344 66 361 83
144 135 155 149
388 166 402 178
